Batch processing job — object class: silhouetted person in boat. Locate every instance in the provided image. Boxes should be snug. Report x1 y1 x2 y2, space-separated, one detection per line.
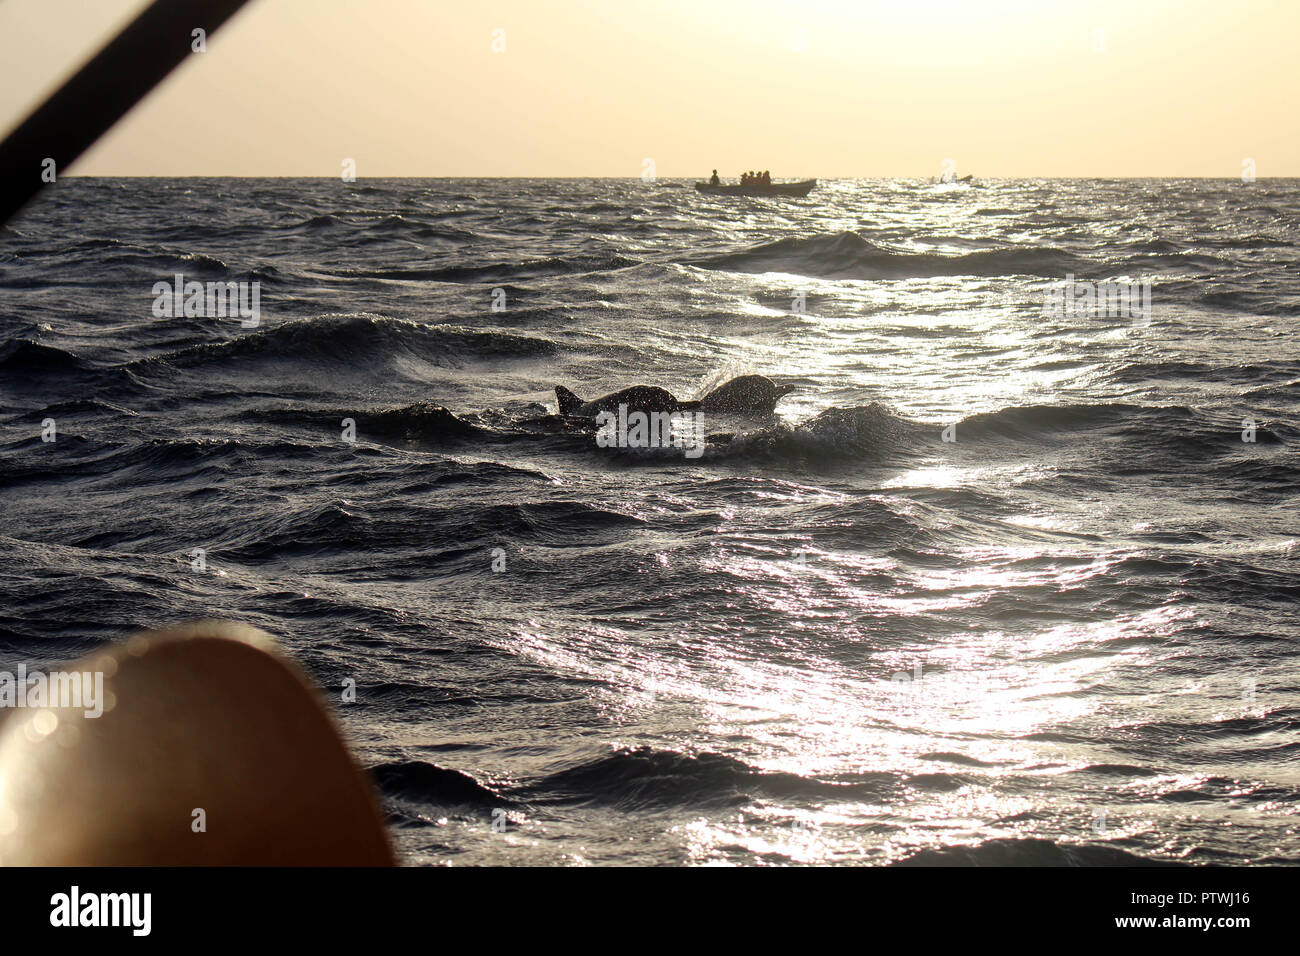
762 170 771 185
710 169 720 186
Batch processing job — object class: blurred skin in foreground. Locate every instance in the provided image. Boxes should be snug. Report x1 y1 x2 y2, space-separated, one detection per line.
0 620 394 865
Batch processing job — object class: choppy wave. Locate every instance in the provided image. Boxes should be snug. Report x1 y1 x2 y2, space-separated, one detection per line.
129 313 560 371
371 761 508 809
892 839 1190 867
0 339 91 376
696 231 1090 279
324 252 639 284
715 403 918 464
523 748 893 809
372 748 950 813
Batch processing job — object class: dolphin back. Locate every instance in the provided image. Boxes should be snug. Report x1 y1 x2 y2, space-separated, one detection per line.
557 384 682 416
698 375 792 412
555 385 585 416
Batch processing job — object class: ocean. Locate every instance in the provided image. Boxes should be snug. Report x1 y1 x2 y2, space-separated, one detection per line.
1 176 1297 865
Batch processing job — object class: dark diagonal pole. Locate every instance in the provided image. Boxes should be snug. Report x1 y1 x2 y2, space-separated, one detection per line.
0 0 254 227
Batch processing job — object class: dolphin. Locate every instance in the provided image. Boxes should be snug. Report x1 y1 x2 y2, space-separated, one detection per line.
694 374 796 413
554 384 686 417
555 375 794 418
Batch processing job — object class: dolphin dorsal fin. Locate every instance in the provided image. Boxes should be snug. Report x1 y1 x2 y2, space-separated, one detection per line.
555 385 584 416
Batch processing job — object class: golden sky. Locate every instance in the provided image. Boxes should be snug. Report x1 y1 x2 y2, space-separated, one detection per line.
1 0 1295 177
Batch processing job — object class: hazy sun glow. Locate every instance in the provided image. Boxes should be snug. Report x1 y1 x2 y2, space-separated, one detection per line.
0 0 1295 176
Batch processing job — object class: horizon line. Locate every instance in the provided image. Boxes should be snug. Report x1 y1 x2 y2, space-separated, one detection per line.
56 174 1300 180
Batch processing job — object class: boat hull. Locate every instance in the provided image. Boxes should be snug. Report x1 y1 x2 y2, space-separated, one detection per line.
695 179 816 198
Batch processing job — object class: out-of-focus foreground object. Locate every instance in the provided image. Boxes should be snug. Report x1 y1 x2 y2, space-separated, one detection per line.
0 621 394 865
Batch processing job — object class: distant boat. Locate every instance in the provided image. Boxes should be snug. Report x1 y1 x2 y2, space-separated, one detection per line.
695 179 816 198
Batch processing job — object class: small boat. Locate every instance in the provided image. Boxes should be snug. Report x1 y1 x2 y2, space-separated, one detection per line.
695 179 816 198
